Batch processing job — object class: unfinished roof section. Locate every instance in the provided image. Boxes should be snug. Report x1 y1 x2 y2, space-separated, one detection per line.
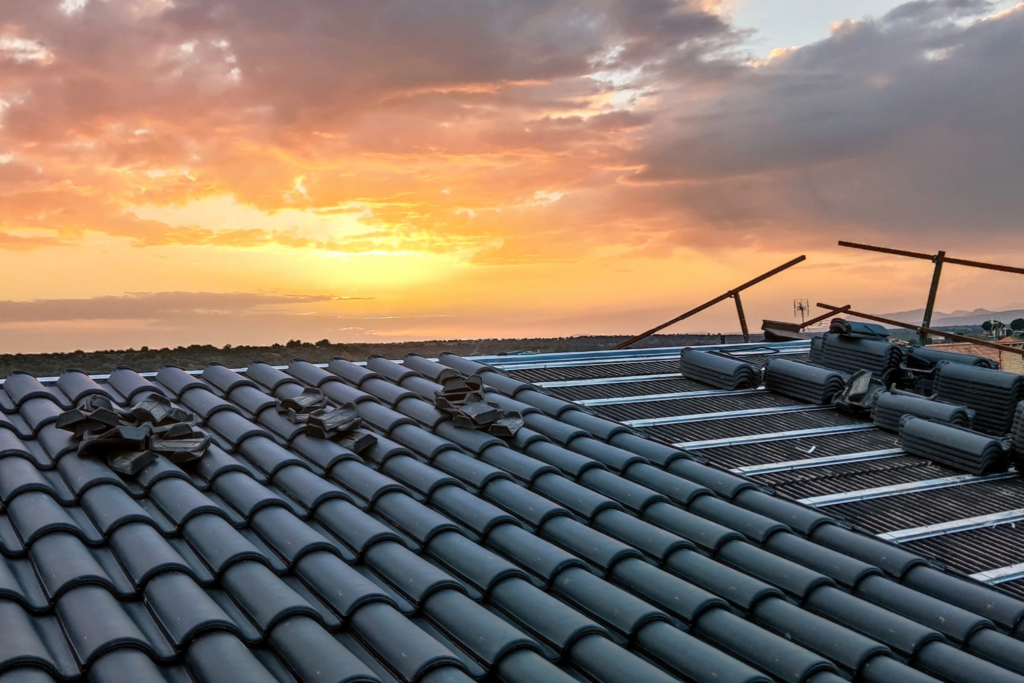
1 341 1024 682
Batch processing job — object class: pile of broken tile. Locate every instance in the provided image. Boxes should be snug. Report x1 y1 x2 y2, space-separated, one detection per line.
433 374 524 436
56 393 211 474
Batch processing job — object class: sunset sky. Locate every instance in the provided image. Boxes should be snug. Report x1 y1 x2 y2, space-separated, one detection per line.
2 0 1023 353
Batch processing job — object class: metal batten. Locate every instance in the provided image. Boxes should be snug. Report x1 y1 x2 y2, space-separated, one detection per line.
678 424 878 450
970 562 1024 585
880 508 1024 544
732 448 905 475
538 373 682 389
799 471 1018 508
578 387 763 407
625 404 830 428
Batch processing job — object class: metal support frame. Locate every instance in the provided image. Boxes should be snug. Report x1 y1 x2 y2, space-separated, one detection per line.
838 241 1024 346
816 304 1024 358
733 292 750 343
677 424 877 450
614 255 806 350
799 471 1017 508
626 404 829 429
920 250 945 345
880 507 1024 544
732 448 904 476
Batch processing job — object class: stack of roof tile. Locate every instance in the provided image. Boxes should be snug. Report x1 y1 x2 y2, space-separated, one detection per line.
898 415 1010 475
680 349 760 390
872 391 974 434
1012 402 1024 460
808 333 905 385
933 362 1024 435
828 319 890 340
906 346 1000 371
764 358 847 405
3 350 1024 682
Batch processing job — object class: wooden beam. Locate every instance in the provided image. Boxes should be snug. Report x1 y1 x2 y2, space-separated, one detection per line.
799 305 850 330
839 241 1024 276
615 255 807 349
816 303 1024 358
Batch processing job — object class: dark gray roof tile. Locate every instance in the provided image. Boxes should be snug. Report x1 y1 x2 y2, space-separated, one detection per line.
593 509 694 561
0 457 57 506
423 588 537 667
144 571 240 646
525 440 601 478
349 602 464 682
269 616 379 683
765 532 880 589
753 596 889 674
522 413 587 445
916 640 1024 683
553 566 668 637
2 373 55 408
480 444 557 484
489 576 607 652
359 378 415 406
329 461 408 505
373 491 463 545
665 549 784 611
19 399 62 436
431 450 509 490
206 410 270 447
182 514 269 575
273 465 352 511
57 585 166 665
290 434 359 471
904 566 1024 633
694 607 838 683
429 485 517 537
7 492 83 547
636 620 772 683
222 561 321 631
688 495 790 544
185 631 278 683
855 574 992 643
494 648 578 683
55 371 107 406
109 523 197 588
541 516 642 573
486 524 589 584
569 633 680 683
0 600 65 677
482 478 570 528
642 501 743 552
531 472 620 521
805 585 941 658
426 532 527 595
609 556 724 623
314 499 403 557
211 471 291 520
812 525 930 579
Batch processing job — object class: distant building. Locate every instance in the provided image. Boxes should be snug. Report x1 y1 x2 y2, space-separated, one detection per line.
928 339 1024 374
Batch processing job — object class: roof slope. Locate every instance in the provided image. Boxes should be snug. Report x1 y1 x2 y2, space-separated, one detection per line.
0 341 1023 682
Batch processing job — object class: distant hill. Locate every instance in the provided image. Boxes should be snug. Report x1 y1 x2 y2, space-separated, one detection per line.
877 307 1024 327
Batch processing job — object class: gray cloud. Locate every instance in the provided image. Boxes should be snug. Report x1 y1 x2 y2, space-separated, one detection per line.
632 1 1024 247
0 291 369 324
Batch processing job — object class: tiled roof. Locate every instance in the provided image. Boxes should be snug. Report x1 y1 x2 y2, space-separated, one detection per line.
1 341 1024 682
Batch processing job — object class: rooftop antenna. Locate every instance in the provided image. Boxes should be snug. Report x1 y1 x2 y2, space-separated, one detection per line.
794 299 810 325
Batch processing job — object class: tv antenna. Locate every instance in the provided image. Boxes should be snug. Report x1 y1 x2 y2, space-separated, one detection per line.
794 299 810 324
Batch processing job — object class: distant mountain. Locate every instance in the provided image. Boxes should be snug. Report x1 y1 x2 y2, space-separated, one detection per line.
876 307 1024 327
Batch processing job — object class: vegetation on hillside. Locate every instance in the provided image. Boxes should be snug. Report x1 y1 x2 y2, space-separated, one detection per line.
1 334 756 378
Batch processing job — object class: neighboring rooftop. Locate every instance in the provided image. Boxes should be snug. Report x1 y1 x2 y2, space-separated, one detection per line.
2 341 1024 682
